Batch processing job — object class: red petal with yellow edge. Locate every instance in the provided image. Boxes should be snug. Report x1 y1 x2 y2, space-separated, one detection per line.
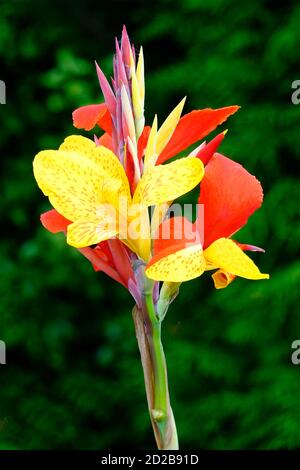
72 103 112 134
198 154 263 248
40 209 71 233
156 106 239 164
153 216 200 255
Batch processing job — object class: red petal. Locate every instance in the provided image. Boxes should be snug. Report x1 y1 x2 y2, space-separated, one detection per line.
97 132 114 151
40 209 71 233
235 242 265 253
153 216 199 255
79 245 126 287
93 241 115 270
157 106 239 164
107 239 133 286
198 154 263 248
196 131 226 166
124 141 136 194
93 240 133 287
72 103 112 134
138 126 151 160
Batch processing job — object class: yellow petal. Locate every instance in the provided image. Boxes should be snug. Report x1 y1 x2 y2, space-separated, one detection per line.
204 238 269 280
127 205 151 261
34 150 106 221
133 156 204 207
143 115 158 171
131 68 145 139
136 46 145 102
33 136 131 222
59 135 99 163
156 97 186 156
145 244 206 282
212 269 236 289
131 67 143 118
59 136 131 199
67 216 118 248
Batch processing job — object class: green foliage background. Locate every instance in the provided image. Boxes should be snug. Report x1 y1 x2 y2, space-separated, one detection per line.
1 0 300 450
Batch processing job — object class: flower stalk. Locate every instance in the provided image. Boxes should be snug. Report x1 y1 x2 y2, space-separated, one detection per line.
132 273 178 450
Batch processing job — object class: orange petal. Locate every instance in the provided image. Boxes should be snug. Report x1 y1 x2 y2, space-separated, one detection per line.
40 209 71 233
198 154 263 248
157 106 239 164
72 103 112 134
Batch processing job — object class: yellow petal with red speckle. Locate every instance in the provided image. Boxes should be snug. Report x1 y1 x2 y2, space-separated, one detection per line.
67 217 118 248
33 136 130 223
145 244 206 282
133 156 204 207
59 135 130 199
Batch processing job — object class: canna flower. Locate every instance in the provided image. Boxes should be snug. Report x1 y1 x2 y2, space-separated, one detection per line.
33 26 269 450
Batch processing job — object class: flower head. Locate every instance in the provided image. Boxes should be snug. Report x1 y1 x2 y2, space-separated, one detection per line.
33 26 268 296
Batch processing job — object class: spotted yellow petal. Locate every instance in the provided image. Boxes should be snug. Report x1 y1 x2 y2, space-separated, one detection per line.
212 269 236 289
146 244 206 282
34 150 108 221
59 135 131 200
33 136 131 222
133 156 204 207
67 216 118 248
59 135 99 162
204 238 269 280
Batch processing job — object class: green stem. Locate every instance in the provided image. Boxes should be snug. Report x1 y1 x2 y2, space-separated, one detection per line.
145 293 168 423
140 291 178 449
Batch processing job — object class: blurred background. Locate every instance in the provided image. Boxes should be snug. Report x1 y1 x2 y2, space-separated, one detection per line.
1 0 300 450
